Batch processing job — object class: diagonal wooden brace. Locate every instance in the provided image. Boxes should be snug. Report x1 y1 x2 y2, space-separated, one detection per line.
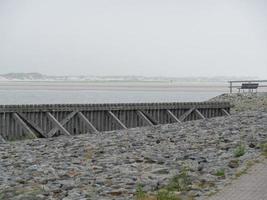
0 134 6 143
46 112 71 137
13 113 37 139
108 111 127 129
166 109 182 123
195 109 206 119
77 112 99 134
140 110 159 125
47 111 77 137
222 109 230 116
17 113 47 138
136 110 154 126
179 107 195 122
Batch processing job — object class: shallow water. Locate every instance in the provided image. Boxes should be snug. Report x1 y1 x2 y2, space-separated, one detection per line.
0 89 224 104
0 81 228 104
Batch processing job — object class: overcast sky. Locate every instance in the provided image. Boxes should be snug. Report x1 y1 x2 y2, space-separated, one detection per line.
0 0 266 77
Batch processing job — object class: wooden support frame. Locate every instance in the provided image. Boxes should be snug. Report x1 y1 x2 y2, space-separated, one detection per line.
12 113 37 139
0 102 231 141
221 109 230 116
136 110 153 126
108 111 127 129
77 112 99 134
17 113 47 138
47 111 77 137
195 109 206 119
166 109 181 123
46 112 71 137
0 134 5 143
179 108 195 122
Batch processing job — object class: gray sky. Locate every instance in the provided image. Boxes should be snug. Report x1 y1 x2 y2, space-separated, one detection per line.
0 0 266 77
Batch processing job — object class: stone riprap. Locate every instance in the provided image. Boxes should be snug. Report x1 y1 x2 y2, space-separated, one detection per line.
0 93 267 200
0 110 266 200
210 92 267 114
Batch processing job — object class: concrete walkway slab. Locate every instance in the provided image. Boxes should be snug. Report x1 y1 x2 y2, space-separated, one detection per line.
209 159 267 200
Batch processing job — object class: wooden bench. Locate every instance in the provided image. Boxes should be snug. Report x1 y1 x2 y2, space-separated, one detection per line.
238 83 259 93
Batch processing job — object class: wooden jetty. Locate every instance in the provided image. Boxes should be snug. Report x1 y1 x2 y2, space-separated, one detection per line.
0 102 230 141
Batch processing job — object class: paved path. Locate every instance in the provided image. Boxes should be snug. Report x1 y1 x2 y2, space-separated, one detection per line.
209 159 267 200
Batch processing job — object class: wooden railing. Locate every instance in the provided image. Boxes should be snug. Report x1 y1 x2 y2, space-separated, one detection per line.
229 80 267 93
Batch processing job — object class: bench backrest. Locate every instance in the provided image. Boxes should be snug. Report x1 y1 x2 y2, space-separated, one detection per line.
241 83 259 89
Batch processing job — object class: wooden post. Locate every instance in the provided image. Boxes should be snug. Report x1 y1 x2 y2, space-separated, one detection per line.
2 112 6 140
230 81 232 93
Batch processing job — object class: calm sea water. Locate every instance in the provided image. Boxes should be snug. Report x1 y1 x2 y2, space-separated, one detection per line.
0 81 230 104
0 89 223 105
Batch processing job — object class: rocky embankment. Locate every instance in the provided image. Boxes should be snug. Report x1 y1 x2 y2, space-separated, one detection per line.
210 92 267 114
0 93 267 200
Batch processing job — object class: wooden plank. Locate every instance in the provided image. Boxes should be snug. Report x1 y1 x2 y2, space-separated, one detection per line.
47 111 77 137
108 111 127 129
195 109 206 119
17 113 47 138
166 109 182 123
77 112 99 134
222 108 230 116
46 112 71 137
12 113 37 139
179 108 195 122
136 110 153 126
6 114 10 139
2 113 6 140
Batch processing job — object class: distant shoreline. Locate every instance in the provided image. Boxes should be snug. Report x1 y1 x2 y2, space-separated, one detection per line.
0 80 228 92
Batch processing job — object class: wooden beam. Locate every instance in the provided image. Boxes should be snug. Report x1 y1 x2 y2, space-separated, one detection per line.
77 112 99 134
166 109 181 123
108 111 127 129
17 113 47 138
179 108 195 122
46 112 71 137
47 111 77 137
195 109 206 119
0 134 5 143
136 110 153 126
222 109 230 116
12 113 37 139
141 110 159 125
